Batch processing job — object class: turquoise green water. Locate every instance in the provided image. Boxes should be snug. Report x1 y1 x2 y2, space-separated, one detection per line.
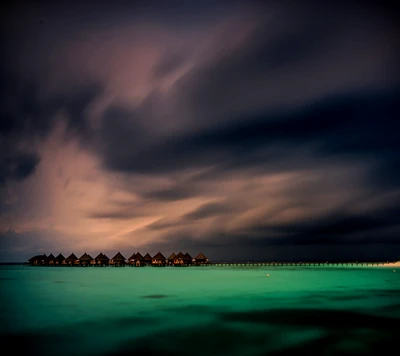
1 265 399 355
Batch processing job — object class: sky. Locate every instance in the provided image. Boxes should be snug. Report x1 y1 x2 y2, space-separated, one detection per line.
1 0 399 262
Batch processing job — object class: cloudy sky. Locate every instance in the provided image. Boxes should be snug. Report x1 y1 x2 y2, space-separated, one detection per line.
1 0 399 262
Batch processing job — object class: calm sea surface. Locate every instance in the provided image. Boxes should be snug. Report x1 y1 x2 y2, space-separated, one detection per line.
1 265 399 355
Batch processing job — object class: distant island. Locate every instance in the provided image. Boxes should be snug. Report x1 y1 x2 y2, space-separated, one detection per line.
28 251 209 266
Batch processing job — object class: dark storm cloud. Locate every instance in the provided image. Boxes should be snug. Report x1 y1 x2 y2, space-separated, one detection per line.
0 73 101 137
1 0 244 35
99 105 148 168
0 72 101 184
96 0 399 181
174 12 333 115
143 186 195 201
183 202 236 220
100 88 400 180
172 0 399 122
0 151 40 184
87 210 139 220
247 203 400 246
151 51 189 79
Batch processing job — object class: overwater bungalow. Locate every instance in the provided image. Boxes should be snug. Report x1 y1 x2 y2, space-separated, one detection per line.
195 252 208 265
167 253 176 265
152 252 166 266
28 251 211 267
134 252 144 266
128 253 136 265
143 253 152 266
45 253 56 266
111 252 126 266
79 252 93 266
184 252 192 265
28 254 47 266
55 253 65 266
174 252 185 266
95 252 110 266
65 253 79 266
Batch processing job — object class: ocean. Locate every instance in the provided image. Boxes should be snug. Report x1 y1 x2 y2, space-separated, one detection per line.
0 264 399 355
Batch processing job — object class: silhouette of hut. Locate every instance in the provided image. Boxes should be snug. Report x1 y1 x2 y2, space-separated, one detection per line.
143 253 152 266
55 253 65 266
128 252 137 265
152 252 166 266
79 252 93 266
95 252 110 266
111 252 126 266
195 252 208 265
134 252 144 266
167 253 176 265
184 252 192 265
45 253 56 266
174 252 185 266
65 253 79 266
28 254 47 266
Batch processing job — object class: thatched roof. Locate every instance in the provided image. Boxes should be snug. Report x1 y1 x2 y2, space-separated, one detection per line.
175 252 185 259
95 252 110 261
144 253 152 261
128 252 136 260
55 253 65 261
167 252 176 260
135 252 144 261
195 252 207 260
45 253 55 261
65 253 78 261
152 252 166 260
112 252 126 261
184 252 192 260
79 252 93 261
28 254 47 262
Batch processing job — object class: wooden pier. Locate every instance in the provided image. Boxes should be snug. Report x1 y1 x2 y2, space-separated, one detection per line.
207 261 388 267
